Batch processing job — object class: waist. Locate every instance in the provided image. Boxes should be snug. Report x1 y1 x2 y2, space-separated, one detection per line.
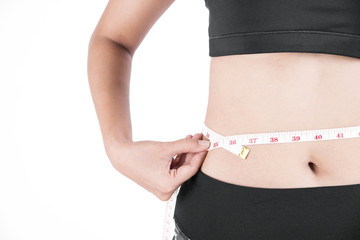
201 123 360 159
200 52 360 188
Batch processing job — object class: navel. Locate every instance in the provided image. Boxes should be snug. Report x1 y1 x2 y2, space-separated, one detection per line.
308 161 317 173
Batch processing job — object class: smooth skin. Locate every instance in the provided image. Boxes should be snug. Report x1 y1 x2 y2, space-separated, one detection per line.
87 0 209 201
88 0 360 202
201 52 360 189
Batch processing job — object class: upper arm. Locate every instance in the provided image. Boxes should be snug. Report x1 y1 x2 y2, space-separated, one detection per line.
91 0 176 56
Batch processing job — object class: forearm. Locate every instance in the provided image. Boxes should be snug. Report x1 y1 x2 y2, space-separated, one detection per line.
87 35 133 153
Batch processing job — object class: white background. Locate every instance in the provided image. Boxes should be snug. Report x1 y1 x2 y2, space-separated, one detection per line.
0 0 209 239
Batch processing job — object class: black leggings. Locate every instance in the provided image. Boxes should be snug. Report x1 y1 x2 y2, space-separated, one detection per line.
173 169 360 240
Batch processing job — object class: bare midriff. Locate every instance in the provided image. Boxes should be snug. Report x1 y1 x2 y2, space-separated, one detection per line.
200 52 360 188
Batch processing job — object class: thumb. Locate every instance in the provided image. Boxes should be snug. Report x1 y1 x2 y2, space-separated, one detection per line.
167 136 211 157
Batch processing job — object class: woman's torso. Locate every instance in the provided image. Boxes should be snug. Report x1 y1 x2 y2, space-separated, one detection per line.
200 52 360 188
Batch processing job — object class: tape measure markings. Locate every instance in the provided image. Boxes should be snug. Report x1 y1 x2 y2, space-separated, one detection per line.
161 123 360 240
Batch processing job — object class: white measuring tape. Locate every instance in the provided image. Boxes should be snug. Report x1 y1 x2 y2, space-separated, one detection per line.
162 123 360 239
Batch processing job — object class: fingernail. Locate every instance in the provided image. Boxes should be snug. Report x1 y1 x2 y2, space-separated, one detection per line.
198 140 210 146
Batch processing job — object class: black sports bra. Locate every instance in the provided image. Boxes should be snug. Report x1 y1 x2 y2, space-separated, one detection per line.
204 0 360 59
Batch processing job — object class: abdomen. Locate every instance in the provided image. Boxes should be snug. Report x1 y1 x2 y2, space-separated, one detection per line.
201 52 360 188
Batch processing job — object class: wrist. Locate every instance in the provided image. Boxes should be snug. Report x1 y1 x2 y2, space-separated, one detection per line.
103 129 132 147
104 137 134 173
104 132 132 154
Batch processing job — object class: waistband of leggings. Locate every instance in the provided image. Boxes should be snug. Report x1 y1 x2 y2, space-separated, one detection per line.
174 169 360 240
195 169 360 194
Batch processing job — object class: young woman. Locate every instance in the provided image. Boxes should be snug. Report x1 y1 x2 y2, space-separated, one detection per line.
87 0 360 239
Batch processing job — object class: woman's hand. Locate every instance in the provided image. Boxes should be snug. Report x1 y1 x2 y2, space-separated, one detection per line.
106 133 211 201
